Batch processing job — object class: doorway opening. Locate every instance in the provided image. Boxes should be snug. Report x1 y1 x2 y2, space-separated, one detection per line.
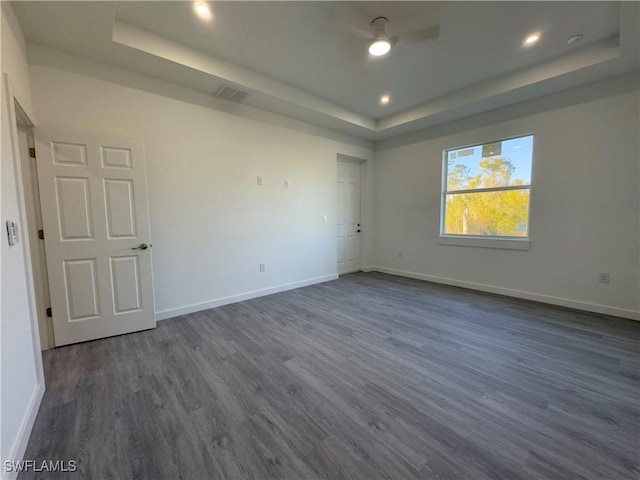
337 155 363 275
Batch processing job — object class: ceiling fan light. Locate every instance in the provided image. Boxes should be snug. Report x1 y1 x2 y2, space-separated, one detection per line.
193 1 212 20
369 39 391 56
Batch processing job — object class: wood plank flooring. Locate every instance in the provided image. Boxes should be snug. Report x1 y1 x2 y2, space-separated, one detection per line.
22 272 640 479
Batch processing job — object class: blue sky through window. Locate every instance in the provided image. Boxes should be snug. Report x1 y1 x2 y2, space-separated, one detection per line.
447 135 533 187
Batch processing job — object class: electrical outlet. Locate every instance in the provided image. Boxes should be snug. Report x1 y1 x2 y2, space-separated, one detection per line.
257 176 263 186
598 273 610 284
259 263 265 272
284 179 289 188
323 215 328 223
397 251 403 258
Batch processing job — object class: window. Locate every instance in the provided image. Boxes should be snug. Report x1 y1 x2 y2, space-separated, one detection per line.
440 134 533 249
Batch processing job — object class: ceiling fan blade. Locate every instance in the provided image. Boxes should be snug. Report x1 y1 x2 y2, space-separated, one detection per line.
335 33 370 63
328 7 374 40
347 24 375 40
327 7 375 62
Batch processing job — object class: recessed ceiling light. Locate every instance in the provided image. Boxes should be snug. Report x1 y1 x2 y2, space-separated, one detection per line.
567 34 584 45
369 39 391 56
380 94 391 105
524 33 540 46
193 1 212 21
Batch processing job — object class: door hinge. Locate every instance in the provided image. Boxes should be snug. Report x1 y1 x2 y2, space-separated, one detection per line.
29 147 36 159
46 307 52 318
38 229 44 240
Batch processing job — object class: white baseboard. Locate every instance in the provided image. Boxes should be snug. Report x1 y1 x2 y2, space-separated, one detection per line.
156 274 338 321
2 382 45 480
369 266 640 321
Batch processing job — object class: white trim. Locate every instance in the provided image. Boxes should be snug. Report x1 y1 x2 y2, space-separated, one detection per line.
438 235 530 250
156 274 338 321
4 74 45 378
339 269 362 275
2 382 45 480
17 128 54 351
368 266 640 321
440 133 534 246
336 154 364 165
446 185 530 195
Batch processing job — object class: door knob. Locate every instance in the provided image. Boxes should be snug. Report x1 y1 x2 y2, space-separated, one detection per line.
132 243 151 250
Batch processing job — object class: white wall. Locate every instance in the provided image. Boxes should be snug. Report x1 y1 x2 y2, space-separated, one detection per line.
0 3 32 117
28 46 373 321
3 6 636 474
373 73 640 320
24 45 640 326
0 2 44 475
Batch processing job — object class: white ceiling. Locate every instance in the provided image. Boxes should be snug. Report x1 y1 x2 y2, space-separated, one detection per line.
12 1 640 140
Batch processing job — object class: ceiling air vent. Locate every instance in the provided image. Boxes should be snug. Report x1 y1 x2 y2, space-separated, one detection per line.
214 85 251 103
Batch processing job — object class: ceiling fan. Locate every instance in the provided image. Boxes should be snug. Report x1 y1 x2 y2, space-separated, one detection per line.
367 16 440 56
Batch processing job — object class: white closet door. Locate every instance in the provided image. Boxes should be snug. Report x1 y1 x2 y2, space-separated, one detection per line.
337 160 361 275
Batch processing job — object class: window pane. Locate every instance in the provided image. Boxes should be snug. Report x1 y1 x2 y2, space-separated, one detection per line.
444 189 530 237
446 135 533 191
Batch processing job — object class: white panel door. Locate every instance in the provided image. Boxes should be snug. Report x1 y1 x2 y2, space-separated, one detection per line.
337 159 361 275
35 129 155 346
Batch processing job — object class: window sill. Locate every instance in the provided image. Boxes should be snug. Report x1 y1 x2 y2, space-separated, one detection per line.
438 235 530 251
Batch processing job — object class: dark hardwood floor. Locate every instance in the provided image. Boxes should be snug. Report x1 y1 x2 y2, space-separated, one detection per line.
22 272 640 479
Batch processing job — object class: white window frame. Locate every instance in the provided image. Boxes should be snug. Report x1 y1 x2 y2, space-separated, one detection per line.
438 134 534 250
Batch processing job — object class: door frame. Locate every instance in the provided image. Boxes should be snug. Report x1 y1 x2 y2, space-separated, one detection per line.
336 154 370 275
17 121 54 350
0 73 45 378
3 73 45 375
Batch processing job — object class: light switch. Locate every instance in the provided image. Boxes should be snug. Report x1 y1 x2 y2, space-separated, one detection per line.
284 179 289 188
323 215 328 223
257 176 263 186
